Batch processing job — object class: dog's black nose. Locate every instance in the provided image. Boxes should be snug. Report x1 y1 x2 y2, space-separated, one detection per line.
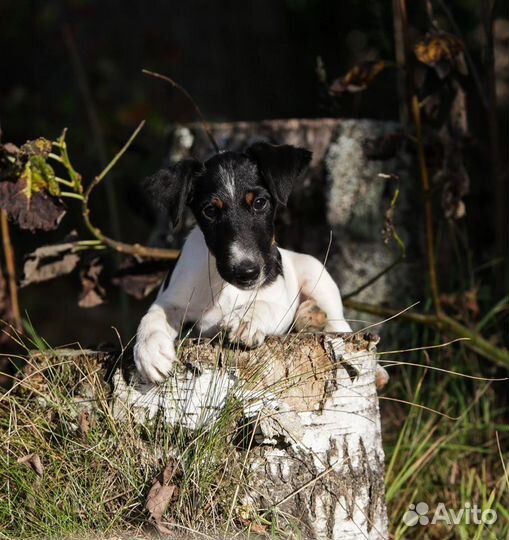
233 261 260 283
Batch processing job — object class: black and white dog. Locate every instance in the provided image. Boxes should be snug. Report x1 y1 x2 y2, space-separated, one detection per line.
134 142 351 384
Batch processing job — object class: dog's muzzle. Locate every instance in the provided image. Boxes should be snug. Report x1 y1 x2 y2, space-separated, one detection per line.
231 260 261 289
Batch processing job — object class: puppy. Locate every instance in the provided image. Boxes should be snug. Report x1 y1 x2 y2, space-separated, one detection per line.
134 142 351 383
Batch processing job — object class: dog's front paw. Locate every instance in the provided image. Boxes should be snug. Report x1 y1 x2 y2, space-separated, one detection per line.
294 299 327 332
134 330 177 384
223 308 266 348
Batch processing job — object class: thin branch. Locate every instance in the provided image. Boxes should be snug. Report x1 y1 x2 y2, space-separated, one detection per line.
346 300 435 326
81 121 180 260
1 210 21 332
411 95 442 315
392 0 411 125
345 299 509 368
142 69 220 154
54 129 82 193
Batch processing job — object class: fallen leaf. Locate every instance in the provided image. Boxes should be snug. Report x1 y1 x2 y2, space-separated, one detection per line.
21 238 80 286
17 453 44 478
0 262 13 330
329 61 386 95
78 258 105 308
145 460 179 525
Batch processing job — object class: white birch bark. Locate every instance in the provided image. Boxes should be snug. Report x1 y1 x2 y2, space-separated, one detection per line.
112 333 388 540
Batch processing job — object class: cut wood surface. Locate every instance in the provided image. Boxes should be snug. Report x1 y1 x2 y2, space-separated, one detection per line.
24 332 388 540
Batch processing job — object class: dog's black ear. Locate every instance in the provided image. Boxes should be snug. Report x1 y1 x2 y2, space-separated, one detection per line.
144 159 203 227
245 142 312 206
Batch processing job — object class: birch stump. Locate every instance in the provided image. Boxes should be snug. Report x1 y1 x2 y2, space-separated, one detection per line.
111 333 388 539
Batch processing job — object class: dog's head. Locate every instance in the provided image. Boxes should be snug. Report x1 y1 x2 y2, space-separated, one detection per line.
146 142 311 289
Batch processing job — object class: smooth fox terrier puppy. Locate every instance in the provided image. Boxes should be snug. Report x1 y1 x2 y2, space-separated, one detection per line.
134 142 351 384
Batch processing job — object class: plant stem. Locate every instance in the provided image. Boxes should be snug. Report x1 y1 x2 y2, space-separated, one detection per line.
60 192 84 200
411 95 442 315
345 299 509 369
0 210 22 332
81 121 180 260
54 176 75 187
56 130 82 192
392 0 411 125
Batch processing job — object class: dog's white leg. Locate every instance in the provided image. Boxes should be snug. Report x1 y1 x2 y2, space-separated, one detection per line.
134 301 182 383
288 252 352 333
134 227 212 383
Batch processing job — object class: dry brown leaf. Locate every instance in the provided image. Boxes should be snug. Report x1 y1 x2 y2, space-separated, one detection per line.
21 238 80 287
146 484 178 523
145 460 179 525
17 453 44 478
0 178 66 232
78 258 105 308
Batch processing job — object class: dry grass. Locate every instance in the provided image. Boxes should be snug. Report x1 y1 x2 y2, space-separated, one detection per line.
1 325 508 540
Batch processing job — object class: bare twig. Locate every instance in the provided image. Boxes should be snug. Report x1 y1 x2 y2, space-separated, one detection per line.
1 210 21 332
345 299 509 368
392 0 412 125
81 121 180 260
411 95 442 315
142 69 220 154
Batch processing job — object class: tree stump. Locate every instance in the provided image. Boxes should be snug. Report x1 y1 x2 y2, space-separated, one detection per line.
111 333 388 539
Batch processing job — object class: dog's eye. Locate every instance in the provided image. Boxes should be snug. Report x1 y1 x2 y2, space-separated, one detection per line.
202 204 219 220
253 197 268 211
